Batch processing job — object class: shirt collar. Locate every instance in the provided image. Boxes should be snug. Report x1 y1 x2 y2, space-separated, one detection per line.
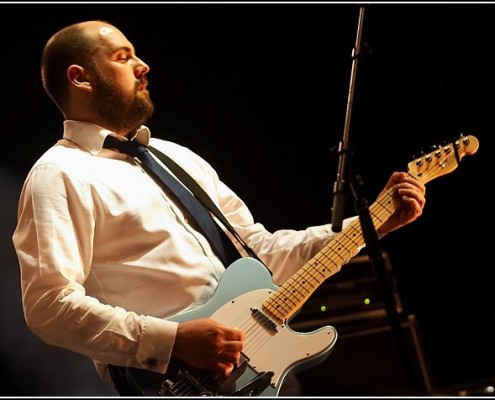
62 120 151 156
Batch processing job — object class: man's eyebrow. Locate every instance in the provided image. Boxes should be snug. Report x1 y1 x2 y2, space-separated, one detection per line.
112 46 133 53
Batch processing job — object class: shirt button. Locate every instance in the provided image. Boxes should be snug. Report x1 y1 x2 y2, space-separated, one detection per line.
145 358 158 367
184 218 189 224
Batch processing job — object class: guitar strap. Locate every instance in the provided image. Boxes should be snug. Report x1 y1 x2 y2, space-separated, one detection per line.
148 145 263 265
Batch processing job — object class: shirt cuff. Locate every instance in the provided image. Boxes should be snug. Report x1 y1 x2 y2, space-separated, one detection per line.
136 315 179 374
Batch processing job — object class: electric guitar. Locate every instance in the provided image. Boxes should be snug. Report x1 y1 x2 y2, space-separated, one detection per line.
123 135 479 396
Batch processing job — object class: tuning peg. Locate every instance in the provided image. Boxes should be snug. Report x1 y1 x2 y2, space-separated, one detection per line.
457 133 473 148
428 144 441 159
425 145 440 162
411 152 422 167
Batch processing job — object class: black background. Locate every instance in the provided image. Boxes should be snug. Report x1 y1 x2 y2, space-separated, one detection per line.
1 1 494 396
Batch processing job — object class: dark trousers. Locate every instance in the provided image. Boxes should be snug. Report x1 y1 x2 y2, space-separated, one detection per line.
108 365 141 396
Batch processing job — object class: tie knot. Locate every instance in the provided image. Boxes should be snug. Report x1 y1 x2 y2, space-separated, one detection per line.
103 135 147 157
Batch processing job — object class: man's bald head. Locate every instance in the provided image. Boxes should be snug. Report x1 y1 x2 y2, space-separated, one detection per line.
41 20 117 113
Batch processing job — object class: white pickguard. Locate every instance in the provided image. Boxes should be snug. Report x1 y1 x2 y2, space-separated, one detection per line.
210 287 337 389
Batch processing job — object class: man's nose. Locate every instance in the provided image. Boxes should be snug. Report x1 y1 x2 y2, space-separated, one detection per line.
135 57 150 77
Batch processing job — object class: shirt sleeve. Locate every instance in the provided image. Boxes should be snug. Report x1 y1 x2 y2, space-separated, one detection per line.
12 162 177 375
198 158 362 285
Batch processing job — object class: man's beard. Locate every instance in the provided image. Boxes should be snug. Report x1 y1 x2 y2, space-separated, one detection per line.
91 73 155 135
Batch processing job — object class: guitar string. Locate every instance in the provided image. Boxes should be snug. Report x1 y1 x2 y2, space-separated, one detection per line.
264 142 461 323
263 157 446 322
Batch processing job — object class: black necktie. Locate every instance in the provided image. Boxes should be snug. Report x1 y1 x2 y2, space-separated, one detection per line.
103 135 240 267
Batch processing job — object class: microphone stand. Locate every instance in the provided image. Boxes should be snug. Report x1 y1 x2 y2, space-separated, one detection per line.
330 5 365 233
330 5 418 393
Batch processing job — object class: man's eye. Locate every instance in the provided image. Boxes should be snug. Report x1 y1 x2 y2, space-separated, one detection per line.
117 55 131 62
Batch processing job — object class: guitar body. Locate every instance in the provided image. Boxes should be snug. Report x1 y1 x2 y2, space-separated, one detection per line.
125 258 338 396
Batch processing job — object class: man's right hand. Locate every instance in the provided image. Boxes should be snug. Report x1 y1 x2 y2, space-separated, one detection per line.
172 318 245 376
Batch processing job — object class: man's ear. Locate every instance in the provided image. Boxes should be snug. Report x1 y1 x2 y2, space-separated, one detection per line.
67 65 92 91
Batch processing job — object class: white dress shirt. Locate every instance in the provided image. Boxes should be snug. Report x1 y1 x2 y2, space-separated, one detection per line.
12 120 354 381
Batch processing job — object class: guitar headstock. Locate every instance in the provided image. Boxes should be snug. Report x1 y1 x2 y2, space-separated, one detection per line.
408 134 479 184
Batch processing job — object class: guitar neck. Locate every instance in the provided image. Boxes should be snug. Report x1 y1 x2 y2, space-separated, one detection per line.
261 134 479 324
261 185 400 323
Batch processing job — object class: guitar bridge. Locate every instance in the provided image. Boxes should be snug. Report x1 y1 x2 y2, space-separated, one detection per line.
159 368 216 396
155 355 253 396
